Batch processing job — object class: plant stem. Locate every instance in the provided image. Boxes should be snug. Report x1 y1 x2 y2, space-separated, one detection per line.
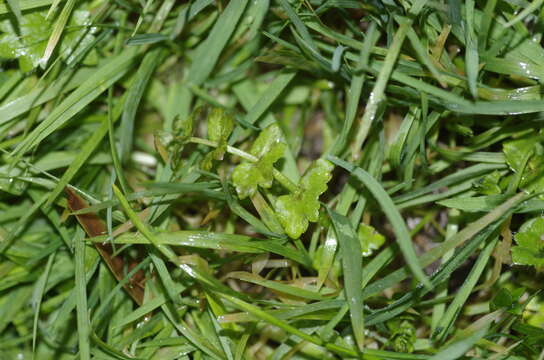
189 136 299 192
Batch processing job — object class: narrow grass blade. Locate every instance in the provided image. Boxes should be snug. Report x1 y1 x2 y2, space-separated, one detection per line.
351 21 409 160
114 283 185 328
362 192 526 298
429 325 488 360
13 49 138 156
478 0 498 50
41 0 76 65
120 48 164 162
46 0 62 18
434 237 498 342
0 68 89 126
328 209 364 352
331 45 346 72
160 303 224 360
316 228 338 289
219 294 324 347
330 21 378 156
277 0 317 51
92 257 151 326
112 184 178 262
409 0 429 15
0 190 48 253
0 0 52 14
6 0 22 23
405 27 446 87
503 0 544 28
90 231 310 266
243 71 296 127
31 251 55 354
186 0 249 86
328 155 432 289
74 227 91 360
393 163 505 204
45 116 111 207
230 70 297 145
465 0 479 98
227 271 329 300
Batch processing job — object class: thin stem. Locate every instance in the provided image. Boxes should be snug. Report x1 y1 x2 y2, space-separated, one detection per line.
189 136 299 193
272 169 299 193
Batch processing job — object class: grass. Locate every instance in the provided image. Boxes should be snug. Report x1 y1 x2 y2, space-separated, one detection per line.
1 1 544 359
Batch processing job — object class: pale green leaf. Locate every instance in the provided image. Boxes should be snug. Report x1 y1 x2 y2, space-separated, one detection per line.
232 124 286 198
275 159 333 238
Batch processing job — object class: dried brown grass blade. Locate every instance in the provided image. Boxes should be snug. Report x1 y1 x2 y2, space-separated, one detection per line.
65 187 145 305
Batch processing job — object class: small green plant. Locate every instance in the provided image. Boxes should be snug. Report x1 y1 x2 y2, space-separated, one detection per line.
274 158 333 239
232 124 286 199
2 1 544 359
512 217 544 268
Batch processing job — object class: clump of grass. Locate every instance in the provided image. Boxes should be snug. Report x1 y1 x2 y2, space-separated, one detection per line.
1 1 544 359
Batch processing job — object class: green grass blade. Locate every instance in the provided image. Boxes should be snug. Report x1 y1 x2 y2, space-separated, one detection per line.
433 237 498 342
478 0 498 50
465 0 479 98
277 0 317 51
31 251 56 355
120 48 164 163
219 294 324 348
6 0 23 23
112 184 178 262
328 155 432 289
45 117 109 207
13 49 138 156
0 0 52 14
330 21 378 156
405 27 446 87
186 0 249 86
74 227 91 360
503 0 544 28
362 192 526 298
351 21 409 160
41 0 76 65
0 68 89 127
328 208 364 352
428 325 488 360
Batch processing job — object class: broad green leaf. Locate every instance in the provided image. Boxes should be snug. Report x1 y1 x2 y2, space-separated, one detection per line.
202 108 234 170
275 159 334 238
473 170 503 195
0 12 49 72
0 9 95 72
358 223 385 257
503 136 544 193
511 217 544 267
231 124 286 198
0 0 52 15
503 136 538 173
521 154 544 194
490 287 525 315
